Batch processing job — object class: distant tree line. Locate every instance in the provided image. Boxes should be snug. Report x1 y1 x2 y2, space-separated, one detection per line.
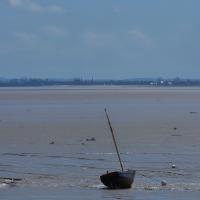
0 77 200 87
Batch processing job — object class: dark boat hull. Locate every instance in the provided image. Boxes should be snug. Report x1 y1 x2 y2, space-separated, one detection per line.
100 170 136 189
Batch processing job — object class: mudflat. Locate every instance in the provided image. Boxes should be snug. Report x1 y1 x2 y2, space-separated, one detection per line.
1 86 200 200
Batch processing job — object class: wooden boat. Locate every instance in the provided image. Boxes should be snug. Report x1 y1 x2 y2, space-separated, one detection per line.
100 170 136 189
100 109 136 189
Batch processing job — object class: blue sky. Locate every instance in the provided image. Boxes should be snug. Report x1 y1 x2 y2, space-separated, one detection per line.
0 0 200 79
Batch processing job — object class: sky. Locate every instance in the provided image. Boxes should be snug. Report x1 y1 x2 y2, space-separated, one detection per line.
0 0 200 79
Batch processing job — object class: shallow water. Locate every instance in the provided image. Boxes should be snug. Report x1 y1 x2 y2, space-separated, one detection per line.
1 151 200 200
1 87 200 199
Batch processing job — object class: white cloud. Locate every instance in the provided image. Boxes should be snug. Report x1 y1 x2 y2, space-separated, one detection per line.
128 29 155 48
13 25 68 51
82 29 155 50
47 5 64 13
83 31 100 47
112 6 121 14
14 31 38 45
42 25 67 37
178 23 193 33
8 0 22 7
7 0 64 13
83 31 117 48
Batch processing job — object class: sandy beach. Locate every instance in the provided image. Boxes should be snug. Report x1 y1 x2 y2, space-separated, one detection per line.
1 86 200 199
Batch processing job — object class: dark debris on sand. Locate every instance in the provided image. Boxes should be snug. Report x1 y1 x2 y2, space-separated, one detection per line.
190 111 198 114
86 137 96 142
49 141 55 145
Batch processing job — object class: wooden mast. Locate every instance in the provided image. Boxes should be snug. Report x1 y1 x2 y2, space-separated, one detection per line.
104 108 124 172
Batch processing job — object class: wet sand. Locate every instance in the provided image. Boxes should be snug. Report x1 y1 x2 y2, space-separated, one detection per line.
1 86 200 199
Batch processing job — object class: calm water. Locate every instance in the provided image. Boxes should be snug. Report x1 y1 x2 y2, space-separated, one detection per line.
1 87 200 199
1 150 200 199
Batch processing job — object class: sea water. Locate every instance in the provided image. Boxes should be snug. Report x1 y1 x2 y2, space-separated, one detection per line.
1 87 200 199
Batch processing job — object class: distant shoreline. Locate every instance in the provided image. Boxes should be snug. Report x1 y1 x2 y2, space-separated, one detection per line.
1 78 200 87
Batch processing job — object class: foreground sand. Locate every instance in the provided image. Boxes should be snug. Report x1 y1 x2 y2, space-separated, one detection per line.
1 86 200 153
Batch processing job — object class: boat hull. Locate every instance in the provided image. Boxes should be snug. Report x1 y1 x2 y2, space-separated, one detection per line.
100 170 136 189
